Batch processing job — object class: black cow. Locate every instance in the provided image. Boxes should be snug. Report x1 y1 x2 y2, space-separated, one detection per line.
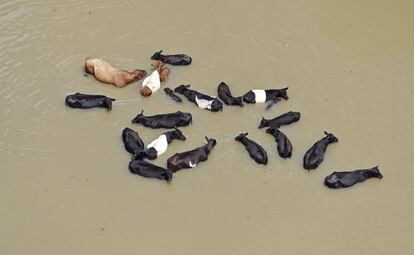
65 93 115 111
303 132 338 170
122 127 145 156
129 160 173 182
258 111 301 129
134 128 187 160
151 50 192 66
164 87 182 103
131 110 192 129
174 85 223 112
217 82 244 106
235 133 268 165
167 137 217 172
242 87 289 104
324 166 383 189
265 127 292 158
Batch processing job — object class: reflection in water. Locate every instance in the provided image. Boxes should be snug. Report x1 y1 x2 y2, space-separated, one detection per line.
0 0 413 254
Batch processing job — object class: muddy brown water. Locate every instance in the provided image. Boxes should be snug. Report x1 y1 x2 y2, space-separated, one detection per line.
1 0 414 254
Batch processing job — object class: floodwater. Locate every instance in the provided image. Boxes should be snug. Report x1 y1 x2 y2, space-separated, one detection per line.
1 0 413 254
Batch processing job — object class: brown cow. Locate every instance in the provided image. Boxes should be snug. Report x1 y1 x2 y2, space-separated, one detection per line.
85 57 146 87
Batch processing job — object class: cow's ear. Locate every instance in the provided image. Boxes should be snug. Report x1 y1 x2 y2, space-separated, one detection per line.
185 84 191 88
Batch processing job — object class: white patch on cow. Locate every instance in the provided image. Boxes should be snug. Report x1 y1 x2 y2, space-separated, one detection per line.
146 134 168 155
195 95 213 110
189 161 197 168
252 89 266 103
142 70 161 92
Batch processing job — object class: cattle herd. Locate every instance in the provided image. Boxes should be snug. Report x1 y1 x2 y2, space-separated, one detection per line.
65 50 383 189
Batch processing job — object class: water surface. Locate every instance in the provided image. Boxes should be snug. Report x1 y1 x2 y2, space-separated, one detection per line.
1 0 413 254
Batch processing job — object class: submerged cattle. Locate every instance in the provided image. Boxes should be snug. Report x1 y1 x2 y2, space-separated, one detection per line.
258 111 301 129
303 132 338 170
324 166 383 189
167 137 217 172
140 61 170 97
134 128 187 160
174 84 223 112
242 87 289 104
65 93 115 111
129 160 173 182
152 60 170 82
217 82 244 106
164 87 182 103
131 110 192 129
151 50 192 66
235 133 268 165
84 57 146 87
265 127 292 158
265 98 282 111
140 70 161 97
122 127 145 155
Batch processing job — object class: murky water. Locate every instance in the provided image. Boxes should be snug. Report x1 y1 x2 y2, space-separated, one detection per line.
1 0 413 254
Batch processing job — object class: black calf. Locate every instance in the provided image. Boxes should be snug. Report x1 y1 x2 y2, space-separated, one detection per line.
131 110 192 129
167 137 217 172
324 166 383 189
164 87 182 103
217 82 244 106
151 50 192 66
174 84 223 112
122 127 145 156
265 127 292 158
65 93 115 111
235 133 268 165
242 87 289 104
129 160 173 182
303 132 338 170
258 111 301 129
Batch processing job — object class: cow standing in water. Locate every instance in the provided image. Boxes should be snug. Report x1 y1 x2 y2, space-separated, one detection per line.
265 127 293 158
242 87 289 104
324 166 383 189
235 133 268 165
174 85 223 112
122 127 145 156
151 50 192 65
217 82 244 106
134 129 187 160
303 132 338 170
167 137 217 172
65 93 115 111
258 111 301 129
84 57 146 87
140 60 170 97
131 110 192 129
129 160 173 182
164 88 182 103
